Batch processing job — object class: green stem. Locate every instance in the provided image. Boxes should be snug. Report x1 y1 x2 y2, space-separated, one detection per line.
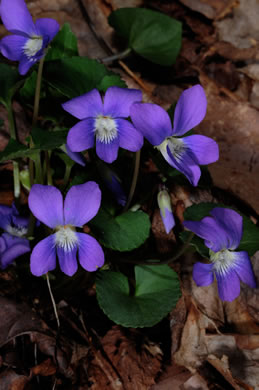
27 56 45 237
45 150 53 185
32 56 45 127
63 165 72 189
114 233 195 265
123 150 141 213
7 105 21 200
100 48 131 64
46 273 60 329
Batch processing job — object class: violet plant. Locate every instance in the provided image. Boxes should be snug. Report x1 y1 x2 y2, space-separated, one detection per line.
0 0 258 330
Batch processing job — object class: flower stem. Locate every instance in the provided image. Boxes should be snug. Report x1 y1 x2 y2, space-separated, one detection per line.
32 56 45 127
45 150 53 185
46 273 60 329
27 57 45 238
100 48 131 64
7 105 21 200
123 150 141 213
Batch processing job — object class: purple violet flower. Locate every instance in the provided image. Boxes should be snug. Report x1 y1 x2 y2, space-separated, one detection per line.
62 87 143 164
157 189 175 234
28 182 104 277
130 85 219 186
97 161 127 206
0 0 59 75
184 207 256 301
0 204 30 269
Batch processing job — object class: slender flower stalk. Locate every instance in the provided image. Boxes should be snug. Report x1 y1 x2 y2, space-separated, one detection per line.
7 106 21 200
123 150 141 212
184 207 256 301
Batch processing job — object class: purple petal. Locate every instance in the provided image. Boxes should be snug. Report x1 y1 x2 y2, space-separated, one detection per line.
103 87 142 118
0 233 30 269
166 144 201 186
130 102 172 146
62 89 103 119
193 262 214 286
35 18 59 43
67 118 95 152
173 85 207 136
28 184 63 228
117 118 143 151
106 175 127 206
160 208 175 234
0 205 12 230
65 144 86 166
184 216 228 252
0 35 27 61
183 135 219 165
232 251 256 288
57 247 78 276
215 268 240 302
77 233 104 271
0 0 36 35
30 235 56 276
18 55 37 75
96 136 119 163
210 208 243 250
64 181 101 226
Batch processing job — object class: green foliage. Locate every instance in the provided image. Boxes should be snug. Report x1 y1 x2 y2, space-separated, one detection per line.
0 129 68 163
109 8 182 66
91 209 151 251
97 75 127 92
96 265 181 327
0 64 21 108
44 56 126 98
182 203 259 256
45 23 78 61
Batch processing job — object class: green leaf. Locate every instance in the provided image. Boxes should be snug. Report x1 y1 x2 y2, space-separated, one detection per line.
97 75 127 92
0 139 31 162
91 209 150 251
0 64 21 107
109 8 182 66
44 56 116 98
96 265 181 327
183 203 259 256
19 71 38 102
31 128 68 150
45 23 78 61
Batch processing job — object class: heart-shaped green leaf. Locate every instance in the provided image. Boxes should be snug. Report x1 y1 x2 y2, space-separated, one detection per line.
96 265 181 327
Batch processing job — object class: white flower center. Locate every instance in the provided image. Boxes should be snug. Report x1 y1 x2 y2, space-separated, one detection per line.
6 225 27 238
23 36 43 59
157 137 185 162
94 115 118 144
55 225 78 252
210 249 236 275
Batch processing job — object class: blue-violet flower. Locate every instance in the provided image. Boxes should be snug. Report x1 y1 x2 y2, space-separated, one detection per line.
62 87 143 164
184 207 256 301
130 85 219 186
0 0 59 75
28 182 104 276
0 203 30 269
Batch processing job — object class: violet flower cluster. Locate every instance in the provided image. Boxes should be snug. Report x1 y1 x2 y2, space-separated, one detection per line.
184 208 256 301
0 204 30 269
28 181 104 276
0 0 59 75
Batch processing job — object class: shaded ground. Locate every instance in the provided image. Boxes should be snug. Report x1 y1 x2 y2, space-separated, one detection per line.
1 0 259 389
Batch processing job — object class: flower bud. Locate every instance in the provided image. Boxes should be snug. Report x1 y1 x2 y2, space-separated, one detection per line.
157 189 175 234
